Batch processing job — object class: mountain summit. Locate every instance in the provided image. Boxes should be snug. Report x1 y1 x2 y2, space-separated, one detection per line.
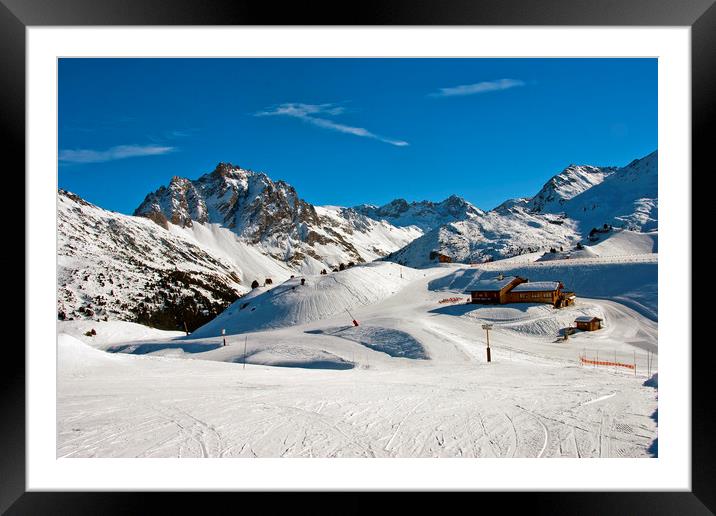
528 164 618 213
134 163 421 272
58 150 657 327
353 194 483 232
384 150 657 267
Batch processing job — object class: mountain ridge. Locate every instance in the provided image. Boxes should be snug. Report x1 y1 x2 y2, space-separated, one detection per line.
58 150 657 326
352 195 484 232
134 162 422 272
380 150 657 267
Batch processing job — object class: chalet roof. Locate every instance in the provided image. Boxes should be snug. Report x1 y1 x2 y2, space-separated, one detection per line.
511 281 561 292
575 316 602 323
467 275 519 292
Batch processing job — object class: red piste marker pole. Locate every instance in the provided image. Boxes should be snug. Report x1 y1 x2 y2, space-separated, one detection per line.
346 308 359 327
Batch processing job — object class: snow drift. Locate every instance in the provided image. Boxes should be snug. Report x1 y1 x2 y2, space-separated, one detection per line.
58 333 123 375
191 262 423 337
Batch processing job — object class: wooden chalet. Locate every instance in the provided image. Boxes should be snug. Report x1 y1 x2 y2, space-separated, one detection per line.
467 275 576 308
467 275 526 304
505 281 575 307
556 290 576 308
575 316 602 331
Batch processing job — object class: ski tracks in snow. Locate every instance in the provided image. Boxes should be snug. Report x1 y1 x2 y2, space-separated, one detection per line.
138 402 223 458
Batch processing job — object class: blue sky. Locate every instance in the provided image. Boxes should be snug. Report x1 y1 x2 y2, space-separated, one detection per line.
58 58 657 214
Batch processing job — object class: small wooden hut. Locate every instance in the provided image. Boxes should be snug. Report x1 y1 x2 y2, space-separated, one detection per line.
575 316 602 331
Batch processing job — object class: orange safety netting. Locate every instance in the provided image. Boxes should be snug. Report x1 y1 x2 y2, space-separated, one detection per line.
580 356 635 369
438 297 467 304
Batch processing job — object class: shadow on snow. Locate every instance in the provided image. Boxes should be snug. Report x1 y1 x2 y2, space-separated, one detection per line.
306 325 428 360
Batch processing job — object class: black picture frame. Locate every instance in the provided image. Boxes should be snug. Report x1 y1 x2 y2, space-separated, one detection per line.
3 0 711 513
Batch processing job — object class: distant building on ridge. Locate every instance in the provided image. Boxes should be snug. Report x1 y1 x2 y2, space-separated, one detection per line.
430 251 452 263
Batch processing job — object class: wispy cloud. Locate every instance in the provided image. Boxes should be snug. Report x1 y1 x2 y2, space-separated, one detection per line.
429 78 526 98
146 128 198 144
59 144 175 164
255 103 408 147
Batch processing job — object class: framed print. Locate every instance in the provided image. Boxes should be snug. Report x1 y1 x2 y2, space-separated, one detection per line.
3 0 713 513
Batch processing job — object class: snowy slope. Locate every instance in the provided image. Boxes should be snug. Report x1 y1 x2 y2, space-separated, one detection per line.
167 222 296 286
57 259 658 458
432 261 657 320
585 229 658 256
385 208 579 267
57 187 418 330
536 229 658 261
492 197 531 214
353 195 483 232
191 262 424 337
58 340 658 459
560 151 658 233
58 190 249 330
59 150 657 328
528 164 617 213
58 320 185 348
312 206 422 265
385 151 657 267
134 162 421 272
58 333 125 376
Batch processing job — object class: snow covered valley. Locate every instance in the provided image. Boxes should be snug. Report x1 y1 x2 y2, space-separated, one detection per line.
57 257 658 458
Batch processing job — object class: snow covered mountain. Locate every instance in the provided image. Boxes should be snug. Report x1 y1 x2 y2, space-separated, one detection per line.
134 163 421 272
492 197 531 214
384 151 657 267
525 151 657 233
58 150 657 326
353 194 483 232
527 164 617 213
557 150 658 233
385 209 579 267
57 189 277 330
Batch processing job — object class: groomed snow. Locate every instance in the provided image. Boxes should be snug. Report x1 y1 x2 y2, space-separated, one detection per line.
58 257 658 458
57 349 657 458
190 262 424 337
58 320 185 348
588 229 658 256
56 148 660 459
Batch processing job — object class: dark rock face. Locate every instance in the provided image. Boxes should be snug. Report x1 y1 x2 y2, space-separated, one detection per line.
135 163 317 243
133 162 402 266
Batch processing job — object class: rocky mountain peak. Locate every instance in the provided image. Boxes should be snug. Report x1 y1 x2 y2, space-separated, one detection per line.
528 163 617 213
353 195 481 232
132 163 421 270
